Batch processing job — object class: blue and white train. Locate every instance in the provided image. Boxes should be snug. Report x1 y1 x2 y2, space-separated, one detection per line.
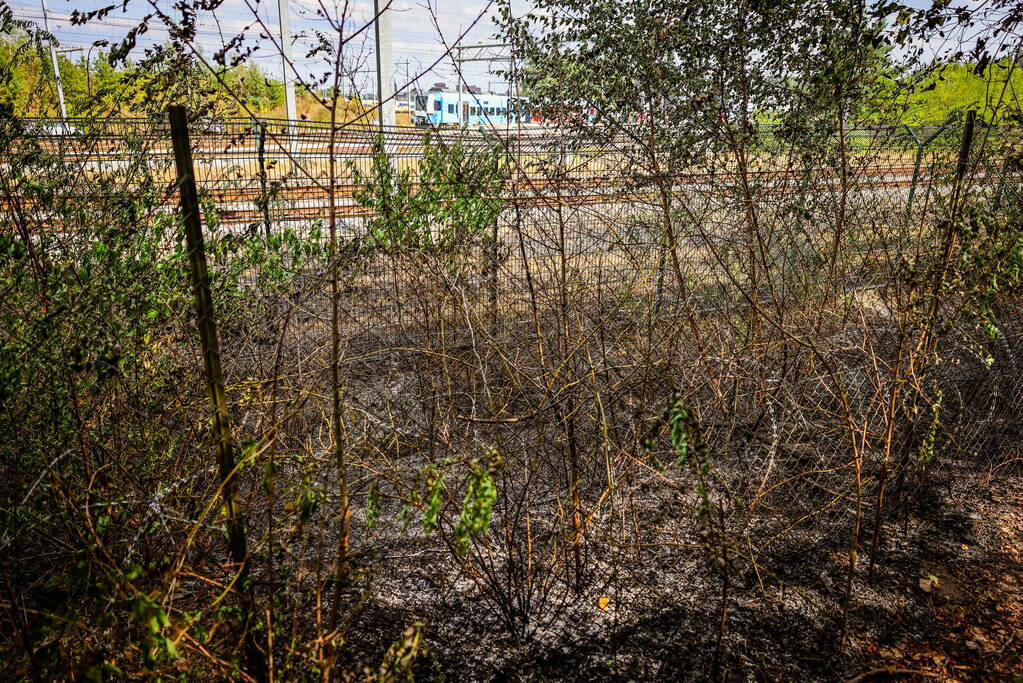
413 88 533 127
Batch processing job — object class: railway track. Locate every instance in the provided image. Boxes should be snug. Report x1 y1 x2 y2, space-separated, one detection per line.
3 143 978 232
209 174 952 225
2 178 954 231
3 163 930 207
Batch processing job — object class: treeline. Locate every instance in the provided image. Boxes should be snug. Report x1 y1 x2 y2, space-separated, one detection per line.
1 30 280 117
0 30 379 121
753 59 1023 126
5 29 1022 124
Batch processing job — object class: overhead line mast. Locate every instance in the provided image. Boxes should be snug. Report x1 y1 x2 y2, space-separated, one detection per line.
452 42 513 127
39 0 67 119
277 0 297 124
375 0 395 129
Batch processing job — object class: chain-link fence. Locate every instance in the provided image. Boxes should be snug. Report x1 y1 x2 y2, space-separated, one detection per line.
3 110 1022 676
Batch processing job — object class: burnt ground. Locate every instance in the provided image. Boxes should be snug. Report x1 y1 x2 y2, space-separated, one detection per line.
839 472 1023 683
324 465 1023 682
219 293 1023 681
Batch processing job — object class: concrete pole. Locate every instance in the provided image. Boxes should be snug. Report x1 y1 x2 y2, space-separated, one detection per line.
374 0 394 129
39 0 67 119
277 0 297 123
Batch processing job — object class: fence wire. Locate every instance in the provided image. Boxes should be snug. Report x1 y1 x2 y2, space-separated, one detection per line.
4 111 1022 675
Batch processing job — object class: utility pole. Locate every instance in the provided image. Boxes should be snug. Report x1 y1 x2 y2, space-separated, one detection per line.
39 0 67 119
277 0 297 123
374 0 394 129
456 45 463 126
404 59 411 112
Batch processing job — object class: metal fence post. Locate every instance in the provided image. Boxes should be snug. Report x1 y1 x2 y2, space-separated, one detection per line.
253 116 272 237
168 105 265 680
905 118 957 224
991 155 1011 214
903 124 923 223
488 216 499 333
794 163 812 234
952 110 977 210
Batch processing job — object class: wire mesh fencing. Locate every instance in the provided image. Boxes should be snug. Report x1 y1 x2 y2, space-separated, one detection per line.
3 110 1022 674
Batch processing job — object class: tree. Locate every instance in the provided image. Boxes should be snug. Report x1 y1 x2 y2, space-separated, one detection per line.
499 0 895 160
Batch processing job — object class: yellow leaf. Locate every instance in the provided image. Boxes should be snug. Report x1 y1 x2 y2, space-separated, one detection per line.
598 596 610 610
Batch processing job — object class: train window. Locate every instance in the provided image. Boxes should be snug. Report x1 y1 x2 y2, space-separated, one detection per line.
433 100 441 111
448 104 455 113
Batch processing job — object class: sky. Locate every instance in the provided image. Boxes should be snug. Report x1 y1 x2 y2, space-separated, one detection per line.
7 0 1007 105
7 0 517 97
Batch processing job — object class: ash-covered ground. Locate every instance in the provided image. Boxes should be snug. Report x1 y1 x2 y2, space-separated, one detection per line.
309 461 1023 682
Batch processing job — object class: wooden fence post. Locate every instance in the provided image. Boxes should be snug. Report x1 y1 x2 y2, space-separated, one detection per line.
168 105 265 680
